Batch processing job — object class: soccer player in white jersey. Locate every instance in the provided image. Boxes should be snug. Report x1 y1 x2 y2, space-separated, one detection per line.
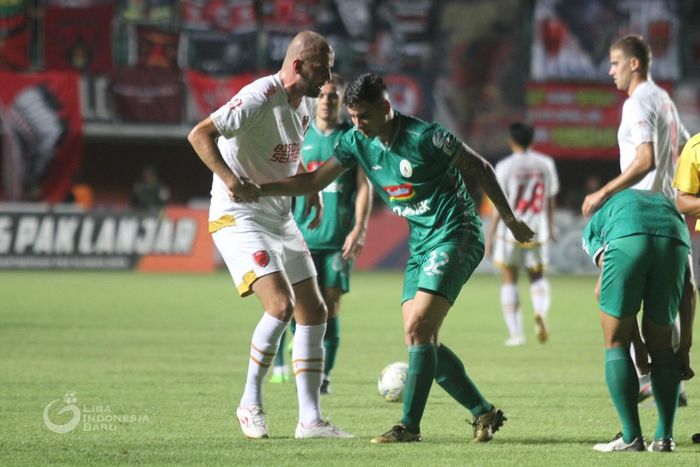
187 31 353 440
485 122 559 346
581 34 692 407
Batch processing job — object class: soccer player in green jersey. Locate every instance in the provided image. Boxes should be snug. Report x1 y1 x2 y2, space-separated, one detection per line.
270 75 373 393
582 189 693 452
240 73 534 443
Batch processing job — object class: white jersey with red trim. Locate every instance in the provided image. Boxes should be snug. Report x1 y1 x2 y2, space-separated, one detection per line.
618 80 689 198
208 73 315 222
494 150 559 244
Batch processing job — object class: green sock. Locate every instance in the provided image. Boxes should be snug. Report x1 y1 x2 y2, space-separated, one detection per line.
604 347 642 443
435 344 492 417
401 344 437 433
273 330 286 367
323 317 340 377
650 348 680 439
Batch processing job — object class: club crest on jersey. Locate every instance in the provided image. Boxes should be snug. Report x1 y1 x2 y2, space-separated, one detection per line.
383 183 415 201
432 130 457 157
228 98 243 111
399 159 413 178
253 250 270 268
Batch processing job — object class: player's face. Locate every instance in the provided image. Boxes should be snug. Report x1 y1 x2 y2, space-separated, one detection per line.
609 48 632 91
299 52 334 98
317 82 341 124
347 100 388 139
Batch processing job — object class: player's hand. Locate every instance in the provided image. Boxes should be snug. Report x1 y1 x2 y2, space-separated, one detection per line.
229 177 260 203
342 227 366 260
505 218 535 244
305 192 323 229
677 348 694 381
582 190 607 217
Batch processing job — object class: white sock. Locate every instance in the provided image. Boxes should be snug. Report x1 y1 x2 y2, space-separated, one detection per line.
239 312 288 409
530 278 550 319
501 284 522 337
293 323 325 426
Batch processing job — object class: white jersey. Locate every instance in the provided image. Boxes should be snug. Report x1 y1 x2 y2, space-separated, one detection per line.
618 80 689 198
494 150 559 244
208 73 315 223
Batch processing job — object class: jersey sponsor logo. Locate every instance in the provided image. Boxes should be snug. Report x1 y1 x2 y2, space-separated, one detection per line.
432 130 457 157
383 183 415 201
252 250 270 267
228 98 243 111
371 165 382 170
269 143 300 164
399 159 413 178
392 199 431 217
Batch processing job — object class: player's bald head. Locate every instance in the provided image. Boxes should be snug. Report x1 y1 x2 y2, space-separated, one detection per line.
284 31 333 67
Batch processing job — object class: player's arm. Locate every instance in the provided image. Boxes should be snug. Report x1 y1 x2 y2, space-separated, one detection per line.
484 204 500 259
187 116 257 200
453 143 534 243
547 196 557 242
260 156 346 197
582 142 654 217
342 168 373 260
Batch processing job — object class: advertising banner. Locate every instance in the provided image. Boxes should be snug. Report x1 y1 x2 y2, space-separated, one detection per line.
0 206 215 272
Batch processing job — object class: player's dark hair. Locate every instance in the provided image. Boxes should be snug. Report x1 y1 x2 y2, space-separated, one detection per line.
344 73 387 107
611 34 652 75
509 122 534 148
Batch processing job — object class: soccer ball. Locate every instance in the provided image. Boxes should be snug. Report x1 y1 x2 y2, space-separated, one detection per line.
377 362 408 402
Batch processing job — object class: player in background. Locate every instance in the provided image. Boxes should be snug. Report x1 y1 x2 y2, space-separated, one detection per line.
582 189 692 452
241 73 534 444
485 122 559 346
270 75 373 395
581 34 692 405
187 31 353 440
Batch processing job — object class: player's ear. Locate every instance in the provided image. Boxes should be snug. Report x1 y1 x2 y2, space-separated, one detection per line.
382 99 391 115
629 56 640 73
292 58 304 75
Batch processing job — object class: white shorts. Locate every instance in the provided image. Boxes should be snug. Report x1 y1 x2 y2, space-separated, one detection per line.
212 216 316 297
493 239 548 272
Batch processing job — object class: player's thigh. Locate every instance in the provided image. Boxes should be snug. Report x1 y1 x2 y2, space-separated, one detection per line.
313 250 351 294
643 236 688 326
280 218 317 287
212 223 287 298
411 229 484 306
599 235 651 319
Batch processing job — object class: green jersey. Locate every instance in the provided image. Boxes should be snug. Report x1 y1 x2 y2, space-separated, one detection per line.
294 121 357 250
333 113 481 254
582 189 690 265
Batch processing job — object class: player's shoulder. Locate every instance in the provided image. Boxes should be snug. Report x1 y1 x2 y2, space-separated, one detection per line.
528 149 556 164
236 74 282 106
681 133 700 159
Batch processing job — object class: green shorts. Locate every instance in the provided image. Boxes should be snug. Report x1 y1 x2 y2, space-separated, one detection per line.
402 227 484 305
600 234 688 325
311 250 351 294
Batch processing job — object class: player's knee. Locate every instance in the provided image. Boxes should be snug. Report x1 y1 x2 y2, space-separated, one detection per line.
265 296 296 321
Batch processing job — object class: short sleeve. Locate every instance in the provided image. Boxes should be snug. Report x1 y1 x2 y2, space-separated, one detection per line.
625 98 654 146
673 142 700 195
547 158 560 196
332 132 358 169
210 89 265 139
419 124 460 161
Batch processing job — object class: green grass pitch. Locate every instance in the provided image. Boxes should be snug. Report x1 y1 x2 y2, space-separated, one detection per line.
1 270 699 466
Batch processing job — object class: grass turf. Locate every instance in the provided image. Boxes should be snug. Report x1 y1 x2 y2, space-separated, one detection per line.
1 271 699 466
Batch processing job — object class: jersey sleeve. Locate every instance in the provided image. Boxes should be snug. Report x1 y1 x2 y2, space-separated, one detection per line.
546 157 560 196
332 132 358 169
673 141 700 194
419 123 460 162
625 98 654 146
210 88 265 139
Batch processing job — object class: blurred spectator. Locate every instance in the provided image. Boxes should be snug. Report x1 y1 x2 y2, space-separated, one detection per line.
65 173 94 210
131 165 169 211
